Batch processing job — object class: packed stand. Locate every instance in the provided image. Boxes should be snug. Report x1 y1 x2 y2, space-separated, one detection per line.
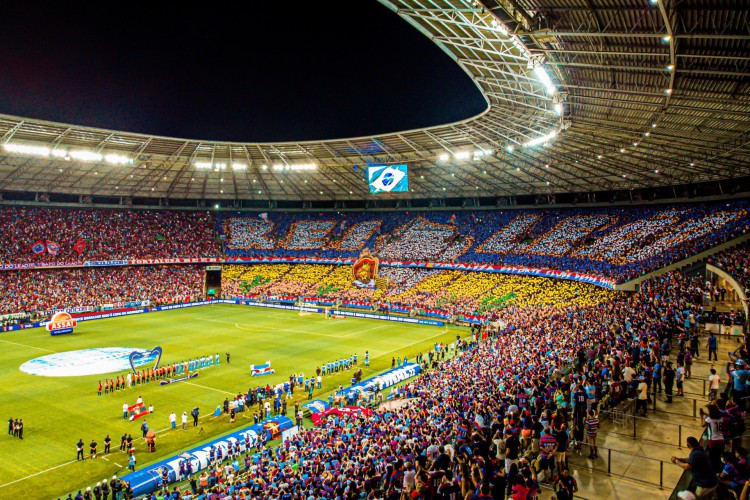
221 264 621 320
0 207 221 265
218 201 750 282
1 265 205 317
710 244 750 293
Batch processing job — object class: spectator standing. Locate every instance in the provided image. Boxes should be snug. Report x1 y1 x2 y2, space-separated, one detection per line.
664 362 676 403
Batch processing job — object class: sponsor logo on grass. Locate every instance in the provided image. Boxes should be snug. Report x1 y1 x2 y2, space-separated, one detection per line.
20 347 162 377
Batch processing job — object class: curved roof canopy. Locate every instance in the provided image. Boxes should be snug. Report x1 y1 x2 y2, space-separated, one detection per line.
0 0 748 202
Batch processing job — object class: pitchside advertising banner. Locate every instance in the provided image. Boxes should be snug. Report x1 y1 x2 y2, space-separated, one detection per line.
346 362 421 398
1 299 443 332
228 299 444 326
120 417 294 498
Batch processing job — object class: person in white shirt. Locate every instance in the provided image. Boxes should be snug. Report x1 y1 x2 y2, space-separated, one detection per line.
636 377 649 416
623 365 636 383
123 402 129 419
403 462 416 493
169 412 176 429
676 363 685 397
181 411 188 430
708 368 720 401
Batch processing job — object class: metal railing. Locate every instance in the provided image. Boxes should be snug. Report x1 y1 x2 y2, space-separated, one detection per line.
597 404 702 449
563 440 681 490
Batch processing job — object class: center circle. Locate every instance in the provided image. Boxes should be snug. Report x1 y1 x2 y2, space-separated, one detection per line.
20 347 159 377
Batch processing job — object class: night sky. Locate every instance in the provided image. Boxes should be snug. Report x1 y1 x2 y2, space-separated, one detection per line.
0 2 486 142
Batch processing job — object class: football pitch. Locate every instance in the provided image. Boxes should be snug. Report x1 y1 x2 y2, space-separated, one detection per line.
0 304 463 499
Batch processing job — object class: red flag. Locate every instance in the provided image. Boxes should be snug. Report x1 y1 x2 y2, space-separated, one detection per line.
73 238 86 255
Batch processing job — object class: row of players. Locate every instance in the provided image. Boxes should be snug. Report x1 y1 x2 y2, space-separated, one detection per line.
96 353 224 395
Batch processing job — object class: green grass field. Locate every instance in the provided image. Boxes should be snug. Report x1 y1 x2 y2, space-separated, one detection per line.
0 304 463 499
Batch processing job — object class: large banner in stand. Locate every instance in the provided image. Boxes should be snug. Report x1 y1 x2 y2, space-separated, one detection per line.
311 406 373 426
120 417 294 498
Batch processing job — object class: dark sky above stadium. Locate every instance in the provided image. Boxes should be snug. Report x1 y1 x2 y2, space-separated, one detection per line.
0 2 486 142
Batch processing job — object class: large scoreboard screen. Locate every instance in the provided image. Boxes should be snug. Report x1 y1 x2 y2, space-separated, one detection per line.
367 164 409 194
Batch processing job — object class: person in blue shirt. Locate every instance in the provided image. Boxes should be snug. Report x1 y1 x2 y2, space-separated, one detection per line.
730 360 750 404
653 362 662 394
707 333 718 361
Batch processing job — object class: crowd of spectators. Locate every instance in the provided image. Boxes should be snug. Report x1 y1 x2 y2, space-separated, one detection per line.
0 207 221 264
710 244 750 294
124 269 743 500
1 265 205 317
221 263 621 321
0 202 747 284
217 201 750 282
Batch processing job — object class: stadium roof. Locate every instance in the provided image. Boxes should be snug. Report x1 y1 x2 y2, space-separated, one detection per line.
0 0 748 203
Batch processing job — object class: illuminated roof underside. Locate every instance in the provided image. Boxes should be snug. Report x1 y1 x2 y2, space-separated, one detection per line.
0 0 748 201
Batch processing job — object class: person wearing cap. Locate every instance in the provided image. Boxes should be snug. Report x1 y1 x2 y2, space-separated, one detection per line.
92 482 101 500
100 479 109 500
109 476 120 500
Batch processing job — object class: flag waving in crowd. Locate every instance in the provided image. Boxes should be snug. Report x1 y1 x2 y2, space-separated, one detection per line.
73 238 86 255
45 240 60 256
31 240 45 255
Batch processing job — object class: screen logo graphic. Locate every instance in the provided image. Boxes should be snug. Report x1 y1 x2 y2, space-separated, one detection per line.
367 164 408 194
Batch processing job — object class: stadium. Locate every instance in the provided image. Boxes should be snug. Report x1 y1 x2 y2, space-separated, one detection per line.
1 1 749 499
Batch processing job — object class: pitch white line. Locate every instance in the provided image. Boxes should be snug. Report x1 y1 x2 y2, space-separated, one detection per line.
0 338 56 353
233 323 344 338
183 381 236 395
341 324 389 337
0 459 77 488
3 417 226 489
373 329 451 359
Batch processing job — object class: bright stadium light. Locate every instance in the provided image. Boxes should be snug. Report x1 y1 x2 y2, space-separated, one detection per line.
273 163 316 172
490 18 509 36
4 143 50 157
438 153 449 162
524 131 557 148
533 65 557 95
455 151 471 161
554 102 563 115
104 154 133 165
69 150 103 162
232 163 247 170
194 162 213 169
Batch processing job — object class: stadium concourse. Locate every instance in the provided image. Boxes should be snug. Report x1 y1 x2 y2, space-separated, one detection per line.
0 204 749 500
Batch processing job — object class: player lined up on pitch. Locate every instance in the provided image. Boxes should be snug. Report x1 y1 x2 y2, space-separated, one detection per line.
97 353 221 395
